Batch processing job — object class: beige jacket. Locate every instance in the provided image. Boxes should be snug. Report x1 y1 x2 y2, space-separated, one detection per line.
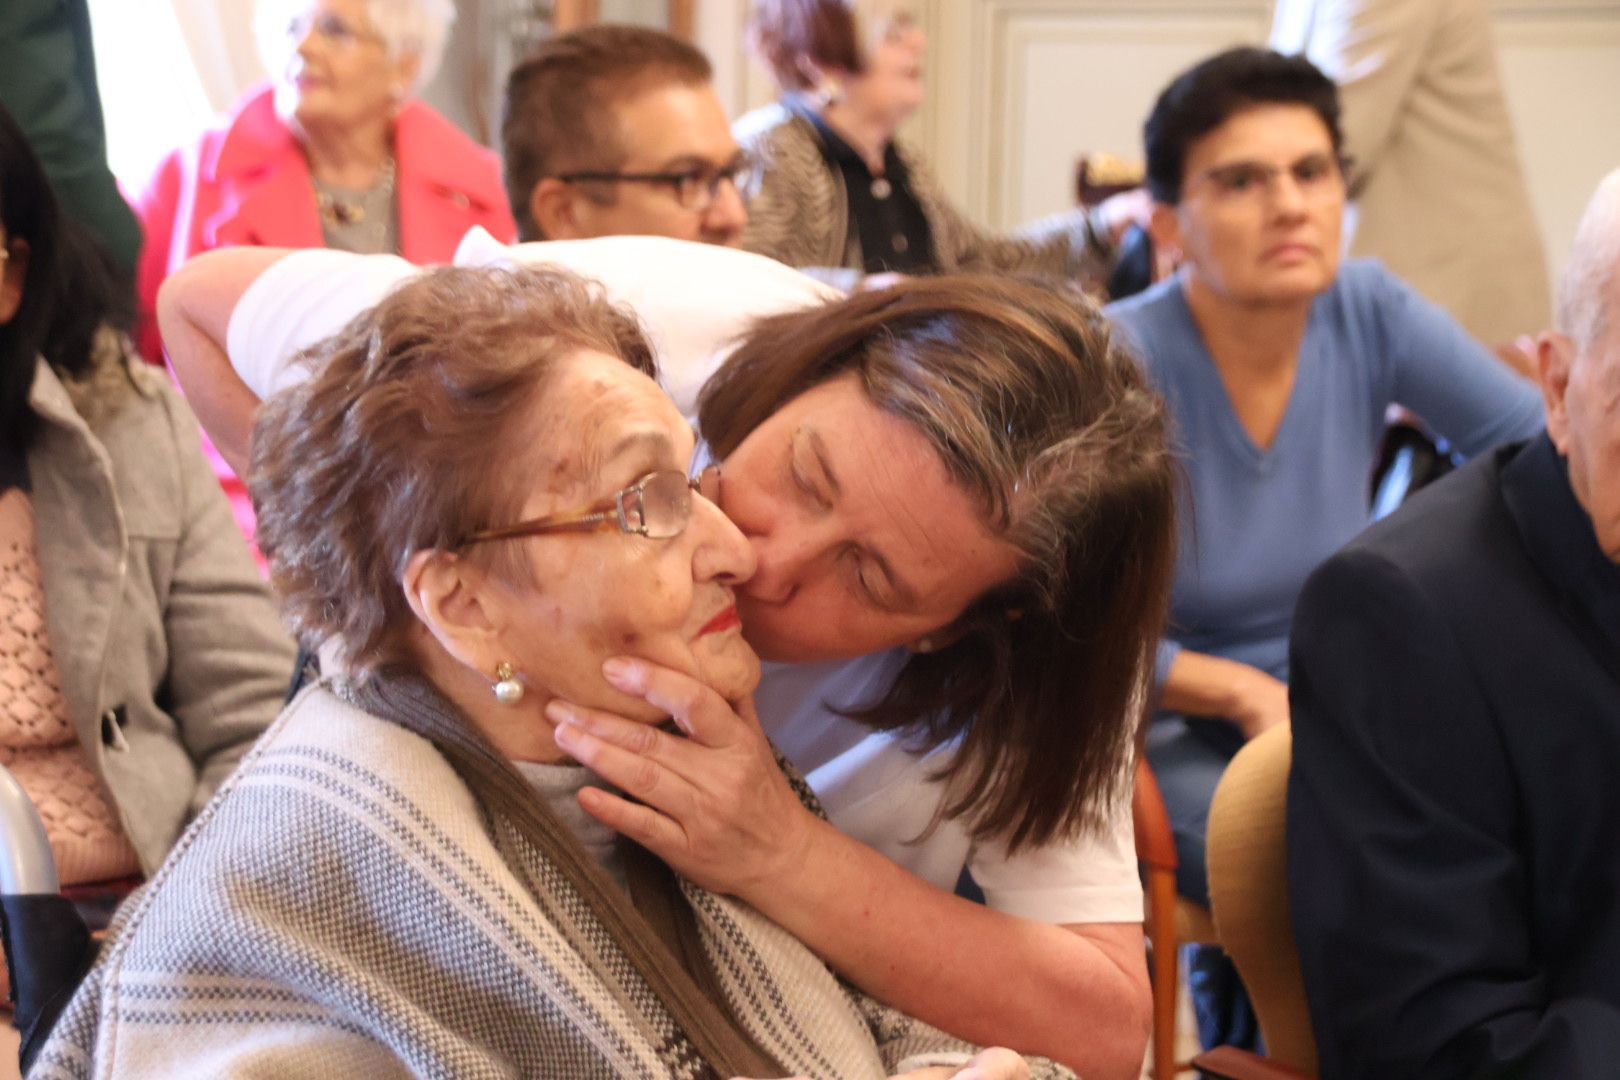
26 342 294 874
1272 0 1550 345
736 102 1113 291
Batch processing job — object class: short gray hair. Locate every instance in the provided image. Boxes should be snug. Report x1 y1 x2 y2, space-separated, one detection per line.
1559 168 1620 353
256 0 456 94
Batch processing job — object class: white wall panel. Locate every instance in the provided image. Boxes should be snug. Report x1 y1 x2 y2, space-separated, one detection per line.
1493 5 1620 289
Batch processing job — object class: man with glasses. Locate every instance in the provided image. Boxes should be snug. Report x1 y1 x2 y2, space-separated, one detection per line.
502 25 752 247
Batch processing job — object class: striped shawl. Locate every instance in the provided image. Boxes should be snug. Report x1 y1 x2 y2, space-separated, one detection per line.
29 684 1076 1079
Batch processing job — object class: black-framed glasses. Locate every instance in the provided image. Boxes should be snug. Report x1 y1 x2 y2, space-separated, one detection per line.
1188 152 1350 204
556 155 761 212
459 466 722 548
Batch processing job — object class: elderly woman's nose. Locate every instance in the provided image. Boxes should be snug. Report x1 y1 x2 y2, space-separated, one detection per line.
693 497 758 585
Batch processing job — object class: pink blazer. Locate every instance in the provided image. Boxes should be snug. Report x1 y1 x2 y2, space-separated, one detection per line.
133 85 516 548
134 84 516 365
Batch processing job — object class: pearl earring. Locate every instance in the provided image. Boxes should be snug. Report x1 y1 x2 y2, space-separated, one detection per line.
912 637 934 654
492 662 525 706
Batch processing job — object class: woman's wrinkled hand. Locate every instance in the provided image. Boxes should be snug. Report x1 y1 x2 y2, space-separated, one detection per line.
545 657 820 898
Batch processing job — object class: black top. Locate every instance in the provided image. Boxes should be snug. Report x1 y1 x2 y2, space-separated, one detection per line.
0 440 27 497
1288 434 1620 1079
790 97 937 275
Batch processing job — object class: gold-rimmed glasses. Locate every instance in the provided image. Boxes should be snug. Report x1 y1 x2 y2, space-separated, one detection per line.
459 466 721 548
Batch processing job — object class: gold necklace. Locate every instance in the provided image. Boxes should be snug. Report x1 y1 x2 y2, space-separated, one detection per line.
314 157 396 226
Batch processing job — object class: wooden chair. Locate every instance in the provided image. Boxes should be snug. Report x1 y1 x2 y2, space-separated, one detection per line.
1133 756 1217 1078
1189 726 1318 1080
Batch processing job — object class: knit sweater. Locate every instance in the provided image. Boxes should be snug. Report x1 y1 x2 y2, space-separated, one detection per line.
31 682 1076 1079
735 102 1113 291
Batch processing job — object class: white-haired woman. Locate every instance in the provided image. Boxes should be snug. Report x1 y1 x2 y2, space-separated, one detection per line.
133 0 515 542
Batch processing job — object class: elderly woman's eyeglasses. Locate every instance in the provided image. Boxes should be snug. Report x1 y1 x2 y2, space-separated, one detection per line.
286 11 383 48
1188 153 1350 204
459 467 722 548
556 156 762 212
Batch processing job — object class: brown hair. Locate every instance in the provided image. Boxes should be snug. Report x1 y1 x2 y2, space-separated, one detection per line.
502 25 714 241
250 265 656 674
748 0 864 92
700 275 1177 850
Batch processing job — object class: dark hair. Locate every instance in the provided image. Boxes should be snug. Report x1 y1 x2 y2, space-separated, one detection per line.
1144 46 1343 205
748 0 864 92
700 275 1177 850
0 103 135 452
501 25 714 241
251 265 656 673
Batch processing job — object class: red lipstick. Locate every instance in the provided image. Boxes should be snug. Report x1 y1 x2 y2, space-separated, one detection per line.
698 606 740 636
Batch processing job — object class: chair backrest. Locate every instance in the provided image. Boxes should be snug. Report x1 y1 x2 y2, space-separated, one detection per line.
1205 725 1316 1073
0 766 57 895
0 765 95 1075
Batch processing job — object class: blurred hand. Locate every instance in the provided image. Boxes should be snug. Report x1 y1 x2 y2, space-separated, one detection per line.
546 658 819 898
861 271 908 291
1096 188 1154 245
1228 664 1290 740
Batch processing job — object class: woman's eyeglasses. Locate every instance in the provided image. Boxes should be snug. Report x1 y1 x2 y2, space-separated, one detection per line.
459 466 722 548
1188 153 1350 204
286 12 383 49
556 156 762 213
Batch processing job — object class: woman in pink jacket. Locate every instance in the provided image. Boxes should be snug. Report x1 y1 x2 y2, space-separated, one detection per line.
135 0 515 542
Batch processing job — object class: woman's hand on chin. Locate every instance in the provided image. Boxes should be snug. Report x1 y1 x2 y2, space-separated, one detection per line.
544 658 819 898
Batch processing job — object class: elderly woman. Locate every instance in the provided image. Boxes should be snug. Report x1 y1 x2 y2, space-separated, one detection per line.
1103 46 1545 1045
32 264 1063 1080
0 105 292 905
134 0 515 539
736 0 1132 290
160 232 1174 1079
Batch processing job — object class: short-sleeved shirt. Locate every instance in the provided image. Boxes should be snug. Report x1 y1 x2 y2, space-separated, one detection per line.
228 229 1143 926
1105 260 1545 686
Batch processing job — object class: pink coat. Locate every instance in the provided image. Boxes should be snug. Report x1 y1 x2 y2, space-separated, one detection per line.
135 85 516 365
133 85 516 547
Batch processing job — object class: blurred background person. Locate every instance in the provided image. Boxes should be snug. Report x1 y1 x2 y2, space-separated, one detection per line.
737 0 1132 291
0 0 141 280
0 102 292 920
134 0 513 543
1109 46 1544 1050
1271 0 1550 364
502 24 750 246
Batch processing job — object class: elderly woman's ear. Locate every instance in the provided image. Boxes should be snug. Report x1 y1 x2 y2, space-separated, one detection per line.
401 548 507 675
390 52 423 107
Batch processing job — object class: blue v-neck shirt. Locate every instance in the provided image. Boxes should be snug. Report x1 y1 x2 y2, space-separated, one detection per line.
1106 259 1545 689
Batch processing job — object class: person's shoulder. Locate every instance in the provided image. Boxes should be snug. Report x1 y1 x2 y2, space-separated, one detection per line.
733 101 799 146
497 236 838 306
1103 276 1186 364
1316 446 1514 600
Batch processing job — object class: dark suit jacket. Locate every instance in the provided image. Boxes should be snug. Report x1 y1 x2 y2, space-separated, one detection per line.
1287 434 1620 1079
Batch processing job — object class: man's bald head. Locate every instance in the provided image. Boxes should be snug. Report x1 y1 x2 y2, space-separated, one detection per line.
1558 169 1620 354
1541 168 1620 562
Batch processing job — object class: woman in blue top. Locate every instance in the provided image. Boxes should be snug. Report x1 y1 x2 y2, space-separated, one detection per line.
1104 47 1544 1045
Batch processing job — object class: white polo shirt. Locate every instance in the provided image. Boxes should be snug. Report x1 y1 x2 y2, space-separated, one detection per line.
226 229 1142 926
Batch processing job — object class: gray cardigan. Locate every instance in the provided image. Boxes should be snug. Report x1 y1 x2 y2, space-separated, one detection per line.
736 102 1114 291
26 341 295 874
